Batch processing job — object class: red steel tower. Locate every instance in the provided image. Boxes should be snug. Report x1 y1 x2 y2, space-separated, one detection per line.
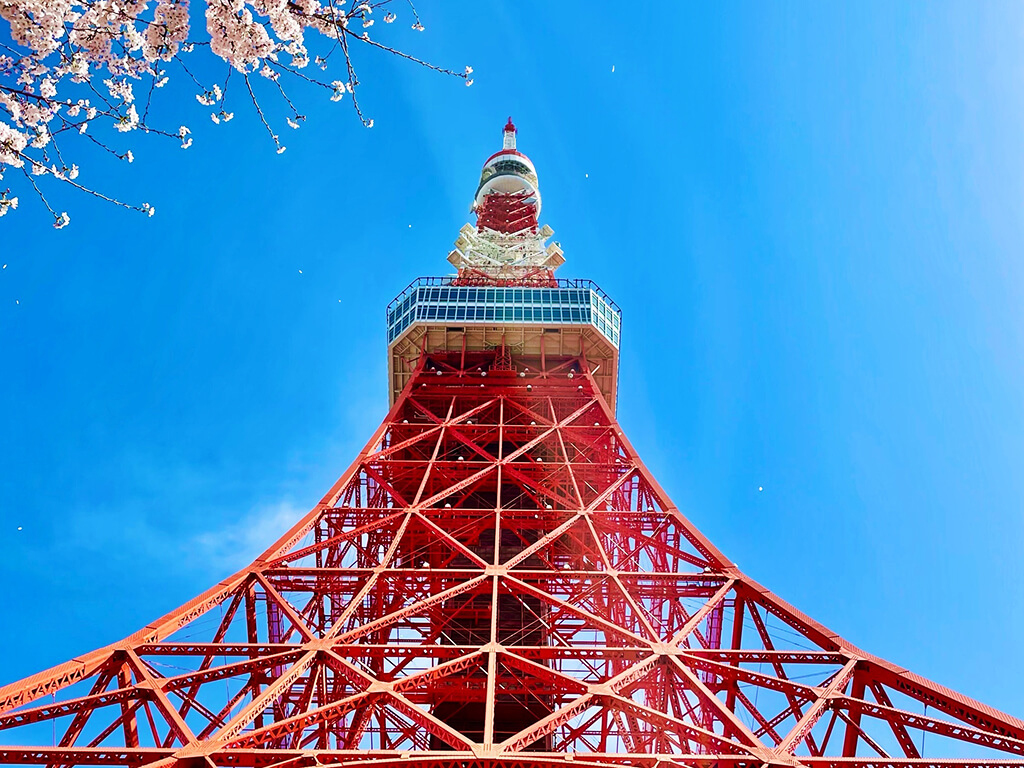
1 120 1022 768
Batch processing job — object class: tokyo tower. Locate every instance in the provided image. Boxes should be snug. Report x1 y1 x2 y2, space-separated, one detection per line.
2 119 1023 768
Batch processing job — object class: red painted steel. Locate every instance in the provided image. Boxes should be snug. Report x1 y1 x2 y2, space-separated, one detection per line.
0 347 1022 768
475 190 539 234
450 268 557 287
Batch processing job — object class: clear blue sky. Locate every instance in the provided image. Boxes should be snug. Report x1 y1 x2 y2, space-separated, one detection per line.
1 1 1022 719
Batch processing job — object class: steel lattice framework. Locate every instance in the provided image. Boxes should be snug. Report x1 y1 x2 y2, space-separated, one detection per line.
1 350 1023 768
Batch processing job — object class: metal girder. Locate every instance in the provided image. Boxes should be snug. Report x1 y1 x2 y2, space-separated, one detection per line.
0 350 1021 768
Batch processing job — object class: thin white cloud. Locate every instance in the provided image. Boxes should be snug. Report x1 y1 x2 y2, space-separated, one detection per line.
189 500 307 575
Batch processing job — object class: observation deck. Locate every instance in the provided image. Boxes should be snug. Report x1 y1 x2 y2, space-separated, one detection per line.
387 277 622 411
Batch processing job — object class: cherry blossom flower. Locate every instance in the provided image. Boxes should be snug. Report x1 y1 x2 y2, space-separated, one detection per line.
0 193 18 215
0 0 471 224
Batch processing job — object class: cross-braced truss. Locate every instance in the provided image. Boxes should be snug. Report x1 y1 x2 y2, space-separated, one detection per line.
1 352 1022 768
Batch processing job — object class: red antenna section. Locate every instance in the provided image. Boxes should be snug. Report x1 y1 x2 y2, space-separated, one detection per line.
476 120 534 233
475 189 538 234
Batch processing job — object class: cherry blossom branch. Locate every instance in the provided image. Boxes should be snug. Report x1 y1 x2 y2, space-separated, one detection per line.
344 26 470 81
0 0 470 226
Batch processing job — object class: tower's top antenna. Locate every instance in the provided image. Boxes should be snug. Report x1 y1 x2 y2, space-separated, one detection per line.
448 120 564 280
473 117 540 224
503 116 517 149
